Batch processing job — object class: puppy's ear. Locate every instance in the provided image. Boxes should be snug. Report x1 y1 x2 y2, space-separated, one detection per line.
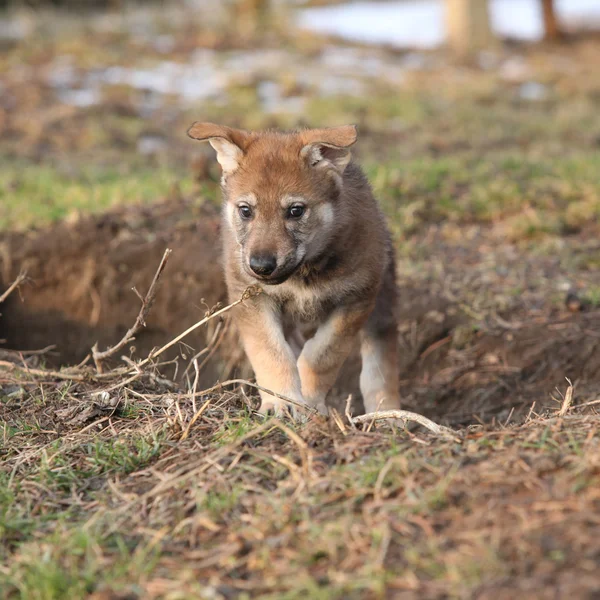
300 125 357 173
187 122 250 175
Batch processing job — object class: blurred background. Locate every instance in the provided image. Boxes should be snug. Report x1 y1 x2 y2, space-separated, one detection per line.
1 0 600 228
2 0 600 416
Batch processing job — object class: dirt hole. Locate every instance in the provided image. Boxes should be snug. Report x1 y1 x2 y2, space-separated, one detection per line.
2 199 599 426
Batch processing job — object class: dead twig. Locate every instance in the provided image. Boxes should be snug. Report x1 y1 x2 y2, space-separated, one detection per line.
330 408 347 434
17 345 57 357
203 378 316 415
92 248 172 373
190 358 200 414
134 286 262 370
344 394 357 430
573 398 600 410
0 360 118 382
181 315 231 386
0 271 28 305
196 318 229 374
351 410 457 438
189 378 318 415
179 394 214 442
270 419 314 483
137 377 318 416
558 378 574 417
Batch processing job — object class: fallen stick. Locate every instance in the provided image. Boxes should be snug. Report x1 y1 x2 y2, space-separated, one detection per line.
0 271 28 305
133 285 262 370
1 282 261 385
92 248 172 373
179 393 213 442
0 359 132 382
136 377 317 415
0 360 90 382
558 378 574 417
351 410 456 438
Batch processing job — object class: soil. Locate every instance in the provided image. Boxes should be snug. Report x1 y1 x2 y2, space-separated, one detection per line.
2 9 600 597
2 199 599 424
0 198 237 386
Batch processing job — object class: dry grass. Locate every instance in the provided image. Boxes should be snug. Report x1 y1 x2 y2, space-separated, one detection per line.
2 302 600 599
2 368 600 599
2 5 600 598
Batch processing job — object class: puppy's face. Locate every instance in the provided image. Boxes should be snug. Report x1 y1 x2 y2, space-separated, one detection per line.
188 124 357 284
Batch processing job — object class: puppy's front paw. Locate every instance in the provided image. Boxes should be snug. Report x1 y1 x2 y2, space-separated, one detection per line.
315 403 329 416
364 394 401 414
258 395 304 420
258 398 289 416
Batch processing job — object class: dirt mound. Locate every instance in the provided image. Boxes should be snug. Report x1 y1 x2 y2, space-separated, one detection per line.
2 200 599 423
0 198 239 386
405 308 600 425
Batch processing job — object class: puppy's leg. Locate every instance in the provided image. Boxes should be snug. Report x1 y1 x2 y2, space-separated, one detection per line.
297 305 371 414
284 322 306 360
236 305 304 415
360 261 401 413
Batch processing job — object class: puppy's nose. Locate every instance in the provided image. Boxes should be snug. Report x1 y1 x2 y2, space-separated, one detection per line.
249 254 277 276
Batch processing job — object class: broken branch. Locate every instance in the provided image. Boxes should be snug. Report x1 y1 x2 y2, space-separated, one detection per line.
351 410 457 438
134 285 261 370
92 248 172 373
558 378 574 417
0 271 28 305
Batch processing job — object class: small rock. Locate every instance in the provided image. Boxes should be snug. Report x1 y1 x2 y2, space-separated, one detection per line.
137 133 167 156
519 81 549 102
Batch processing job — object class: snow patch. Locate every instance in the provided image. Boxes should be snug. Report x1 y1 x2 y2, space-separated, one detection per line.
298 0 600 49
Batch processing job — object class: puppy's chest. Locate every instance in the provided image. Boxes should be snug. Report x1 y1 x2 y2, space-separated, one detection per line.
269 280 334 323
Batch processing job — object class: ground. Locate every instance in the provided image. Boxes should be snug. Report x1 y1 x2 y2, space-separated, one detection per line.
1 3 600 598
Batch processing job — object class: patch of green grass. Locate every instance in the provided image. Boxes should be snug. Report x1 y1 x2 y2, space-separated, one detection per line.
38 449 86 494
31 431 165 498
84 432 165 476
353 449 405 489
2 529 101 600
0 162 195 231
416 467 457 512
306 90 430 130
326 444 460 514
1 430 167 566
0 472 75 560
0 474 31 551
363 152 600 240
198 485 244 519
521 427 559 451
212 412 258 447
403 540 506 591
265 573 389 600
1 419 42 442
0 525 160 600
117 403 144 419
582 285 600 308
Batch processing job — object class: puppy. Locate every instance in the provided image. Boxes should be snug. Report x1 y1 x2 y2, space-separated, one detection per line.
188 123 400 416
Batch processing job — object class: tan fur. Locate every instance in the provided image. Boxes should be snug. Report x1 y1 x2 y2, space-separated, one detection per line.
187 122 401 415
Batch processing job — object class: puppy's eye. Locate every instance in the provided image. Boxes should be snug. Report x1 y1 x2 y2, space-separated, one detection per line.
288 205 305 219
238 205 253 220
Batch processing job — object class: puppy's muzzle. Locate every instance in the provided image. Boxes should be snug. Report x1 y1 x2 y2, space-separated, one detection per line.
246 252 302 285
249 253 277 277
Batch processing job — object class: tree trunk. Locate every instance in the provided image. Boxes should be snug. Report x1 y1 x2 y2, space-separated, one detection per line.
541 0 562 40
446 0 494 57
237 0 270 39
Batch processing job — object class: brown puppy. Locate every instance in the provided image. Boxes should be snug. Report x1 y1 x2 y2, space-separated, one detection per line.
188 123 400 416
